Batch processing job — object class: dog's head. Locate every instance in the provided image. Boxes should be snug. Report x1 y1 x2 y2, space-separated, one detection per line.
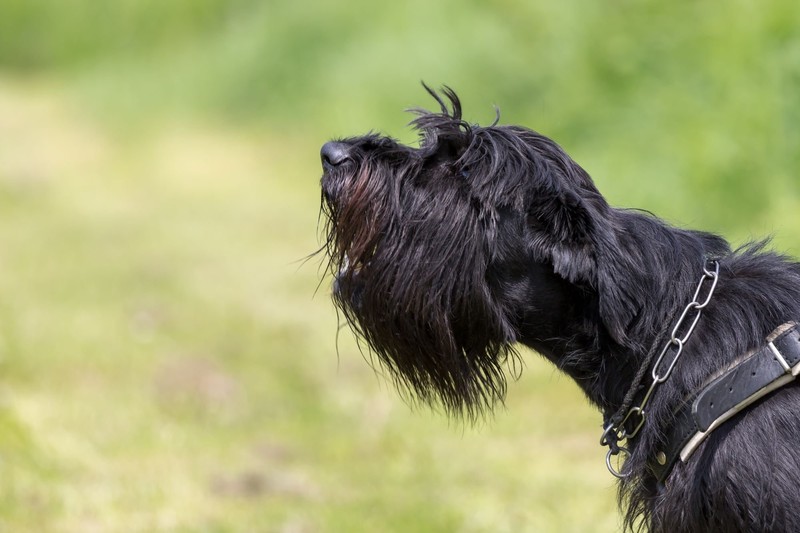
319 86 634 416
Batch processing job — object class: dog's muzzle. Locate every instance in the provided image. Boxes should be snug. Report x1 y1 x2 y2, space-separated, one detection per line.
320 141 353 204
321 142 352 171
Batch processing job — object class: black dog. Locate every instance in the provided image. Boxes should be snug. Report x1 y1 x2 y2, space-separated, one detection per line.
318 86 800 532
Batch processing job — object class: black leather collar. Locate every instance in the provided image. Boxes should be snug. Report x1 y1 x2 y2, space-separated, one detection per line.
651 323 800 482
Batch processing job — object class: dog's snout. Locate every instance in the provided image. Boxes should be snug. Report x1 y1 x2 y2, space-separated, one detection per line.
321 142 352 170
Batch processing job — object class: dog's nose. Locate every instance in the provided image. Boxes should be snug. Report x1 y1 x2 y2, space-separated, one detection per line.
321 142 351 170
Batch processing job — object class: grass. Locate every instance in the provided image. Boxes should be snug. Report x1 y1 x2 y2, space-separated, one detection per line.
1 2 800 531
0 80 619 532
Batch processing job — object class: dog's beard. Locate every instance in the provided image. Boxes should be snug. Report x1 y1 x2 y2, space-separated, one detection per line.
321 160 519 418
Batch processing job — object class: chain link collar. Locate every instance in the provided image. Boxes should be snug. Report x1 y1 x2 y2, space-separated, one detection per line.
600 260 720 478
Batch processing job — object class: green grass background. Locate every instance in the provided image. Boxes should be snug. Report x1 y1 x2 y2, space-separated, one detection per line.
0 1 799 531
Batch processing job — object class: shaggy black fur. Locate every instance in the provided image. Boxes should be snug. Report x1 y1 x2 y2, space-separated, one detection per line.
318 86 800 532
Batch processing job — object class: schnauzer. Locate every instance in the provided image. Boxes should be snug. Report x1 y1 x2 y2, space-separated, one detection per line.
318 86 800 532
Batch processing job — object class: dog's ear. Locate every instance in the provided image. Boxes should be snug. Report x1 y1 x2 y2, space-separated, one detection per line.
527 185 597 285
527 183 639 345
594 230 641 346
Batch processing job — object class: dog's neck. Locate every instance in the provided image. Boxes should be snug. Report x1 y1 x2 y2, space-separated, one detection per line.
513 209 731 414
514 272 637 413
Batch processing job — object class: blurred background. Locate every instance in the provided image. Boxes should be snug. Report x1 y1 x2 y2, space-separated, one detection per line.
0 1 798 531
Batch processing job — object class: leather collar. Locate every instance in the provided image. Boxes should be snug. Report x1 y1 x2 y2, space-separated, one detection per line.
651 322 800 482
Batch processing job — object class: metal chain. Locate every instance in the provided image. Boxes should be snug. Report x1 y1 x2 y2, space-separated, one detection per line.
600 260 720 478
